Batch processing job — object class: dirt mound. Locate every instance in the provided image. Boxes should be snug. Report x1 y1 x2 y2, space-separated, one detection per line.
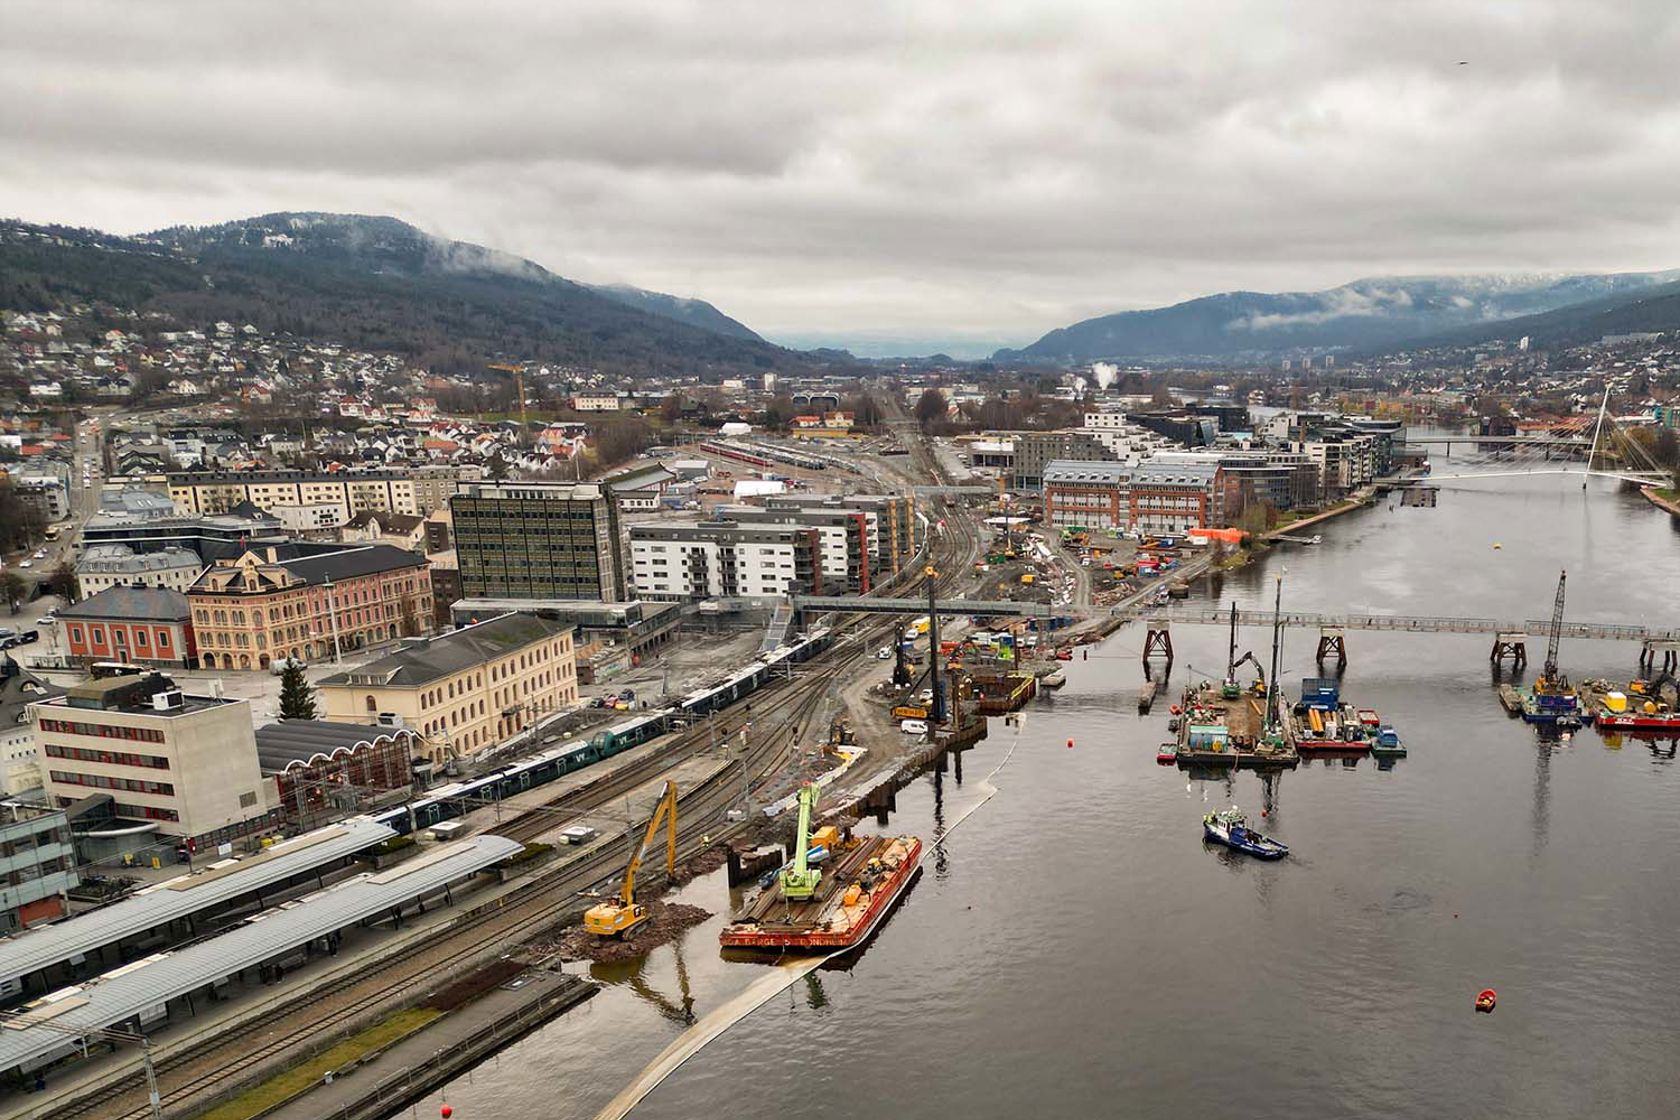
550 900 713 963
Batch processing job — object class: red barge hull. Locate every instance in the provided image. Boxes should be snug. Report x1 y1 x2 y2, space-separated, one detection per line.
1597 713 1680 734
720 837 923 951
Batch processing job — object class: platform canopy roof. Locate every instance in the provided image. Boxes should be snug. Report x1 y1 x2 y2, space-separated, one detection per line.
0 834 520 1074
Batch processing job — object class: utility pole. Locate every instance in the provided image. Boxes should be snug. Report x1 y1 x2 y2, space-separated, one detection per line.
925 564 946 724
1265 571 1285 732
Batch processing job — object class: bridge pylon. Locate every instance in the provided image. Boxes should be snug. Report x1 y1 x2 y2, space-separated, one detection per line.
1490 632 1528 668
1315 626 1347 667
1639 639 1680 677
1142 622 1174 675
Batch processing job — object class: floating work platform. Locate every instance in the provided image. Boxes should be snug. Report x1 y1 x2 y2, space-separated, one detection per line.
720 835 922 952
1170 681 1297 768
1497 684 1523 715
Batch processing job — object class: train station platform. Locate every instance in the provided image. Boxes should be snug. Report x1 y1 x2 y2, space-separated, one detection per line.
0 817 395 999
0 834 519 1082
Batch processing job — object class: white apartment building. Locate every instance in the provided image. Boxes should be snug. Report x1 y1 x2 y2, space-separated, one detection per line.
629 522 823 601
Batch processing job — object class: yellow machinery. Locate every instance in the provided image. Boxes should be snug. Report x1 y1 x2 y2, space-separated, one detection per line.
585 781 678 938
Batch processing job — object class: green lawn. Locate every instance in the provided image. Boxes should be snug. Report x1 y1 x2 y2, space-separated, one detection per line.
194 1007 442 1120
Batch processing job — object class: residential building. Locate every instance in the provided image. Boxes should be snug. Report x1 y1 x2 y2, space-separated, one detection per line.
711 505 874 592
341 511 426 551
58 586 197 669
318 614 578 762
762 493 918 575
0 802 79 931
1127 410 1219 448
629 521 823 601
451 481 627 603
1291 430 1376 498
12 474 69 522
1011 431 1116 491
189 545 434 671
1129 460 1224 534
34 672 276 847
572 393 622 412
1042 461 1133 531
76 545 205 595
1217 453 1322 524
0 659 63 795
166 468 464 520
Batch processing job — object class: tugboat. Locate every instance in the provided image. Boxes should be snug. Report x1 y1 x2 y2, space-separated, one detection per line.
1202 806 1289 860
1370 725 1407 758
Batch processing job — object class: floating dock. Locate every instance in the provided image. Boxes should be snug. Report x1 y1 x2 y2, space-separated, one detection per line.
1170 681 1297 768
720 835 922 952
1138 679 1159 714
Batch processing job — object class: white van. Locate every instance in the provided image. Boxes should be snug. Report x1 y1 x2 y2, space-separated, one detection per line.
899 719 929 736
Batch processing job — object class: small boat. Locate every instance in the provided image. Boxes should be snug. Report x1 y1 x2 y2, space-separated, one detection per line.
1202 807 1289 860
1371 726 1406 758
1053 648 1074 662
1041 668 1067 689
1475 988 1497 1013
1155 742 1178 765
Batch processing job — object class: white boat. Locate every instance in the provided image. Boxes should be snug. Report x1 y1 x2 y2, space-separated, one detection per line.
1041 669 1067 689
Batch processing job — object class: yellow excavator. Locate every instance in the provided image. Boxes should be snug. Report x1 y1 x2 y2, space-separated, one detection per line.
585 781 678 938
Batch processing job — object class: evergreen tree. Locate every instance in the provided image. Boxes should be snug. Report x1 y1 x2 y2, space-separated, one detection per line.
278 660 318 720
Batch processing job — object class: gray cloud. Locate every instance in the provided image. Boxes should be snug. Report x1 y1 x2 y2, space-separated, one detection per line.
5 0 1680 357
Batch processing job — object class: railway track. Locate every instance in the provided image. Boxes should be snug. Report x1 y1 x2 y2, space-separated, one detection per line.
49 425 979 1120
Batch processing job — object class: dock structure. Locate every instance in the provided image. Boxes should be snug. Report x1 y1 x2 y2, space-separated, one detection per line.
1491 632 1529 667
0 834 521 1080
1142 622 1174 673
1639 639 1680 676
0 816 396 999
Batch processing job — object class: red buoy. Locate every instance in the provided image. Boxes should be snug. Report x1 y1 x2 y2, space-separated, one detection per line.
1475 989 1497 1013
441 1105 454 1119
1066 739 1074 749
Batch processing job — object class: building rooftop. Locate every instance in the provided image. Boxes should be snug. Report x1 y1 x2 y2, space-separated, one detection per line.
0 660 63 733
318 613 571 690
0 817 396 989
0 833 519 1075
1043 460 1133 485
271 544 428 587
56 586 191 622
453 480 607 502
76 545 204 574
254 721 424 774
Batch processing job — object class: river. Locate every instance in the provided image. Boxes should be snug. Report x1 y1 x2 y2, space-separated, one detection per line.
414 470 1680 1120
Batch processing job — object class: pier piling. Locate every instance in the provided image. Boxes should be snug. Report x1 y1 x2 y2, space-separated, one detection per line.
1315 626 1347 667
1491 632 1528 668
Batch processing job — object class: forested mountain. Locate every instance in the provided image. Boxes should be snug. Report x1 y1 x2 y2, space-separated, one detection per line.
0 213 796 376
996 272 1680 363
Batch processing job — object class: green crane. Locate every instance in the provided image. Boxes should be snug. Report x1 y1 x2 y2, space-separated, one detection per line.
779 782 822 900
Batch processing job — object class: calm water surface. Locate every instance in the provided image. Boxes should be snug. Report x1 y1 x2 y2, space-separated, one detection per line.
419 472 1680 1120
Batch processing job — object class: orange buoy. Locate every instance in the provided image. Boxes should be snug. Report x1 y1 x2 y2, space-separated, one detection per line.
1475 989 1497 1013
1170 705 1181 715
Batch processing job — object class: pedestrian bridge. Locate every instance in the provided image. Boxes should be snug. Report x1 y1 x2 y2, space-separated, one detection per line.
792 596 1680 644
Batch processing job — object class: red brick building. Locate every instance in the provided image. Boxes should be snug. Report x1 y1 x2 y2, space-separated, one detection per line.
58 586 197 668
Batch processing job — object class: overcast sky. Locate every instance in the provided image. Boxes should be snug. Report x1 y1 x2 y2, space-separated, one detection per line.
6 1 1680 357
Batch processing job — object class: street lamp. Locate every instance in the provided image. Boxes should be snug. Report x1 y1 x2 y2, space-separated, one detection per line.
321 577 343 666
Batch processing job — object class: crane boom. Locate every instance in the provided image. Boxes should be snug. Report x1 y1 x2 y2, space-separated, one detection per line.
585 781 677 937
1543 569 1567 684
623 780 679 908
779 782 821 900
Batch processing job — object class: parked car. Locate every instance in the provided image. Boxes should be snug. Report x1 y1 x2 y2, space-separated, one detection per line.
877 647 892 660
899 719 929 735
17 561 30 569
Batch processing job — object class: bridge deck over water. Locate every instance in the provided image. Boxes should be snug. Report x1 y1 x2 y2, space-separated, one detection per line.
792 596 1680 642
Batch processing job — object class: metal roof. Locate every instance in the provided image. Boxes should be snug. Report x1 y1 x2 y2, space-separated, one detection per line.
253 720 421 773
0 834 520 1074
317 613 571 689
0 817 395 987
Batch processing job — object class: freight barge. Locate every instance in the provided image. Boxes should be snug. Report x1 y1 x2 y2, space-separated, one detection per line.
1281 677 1380 754
720 834 923 952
